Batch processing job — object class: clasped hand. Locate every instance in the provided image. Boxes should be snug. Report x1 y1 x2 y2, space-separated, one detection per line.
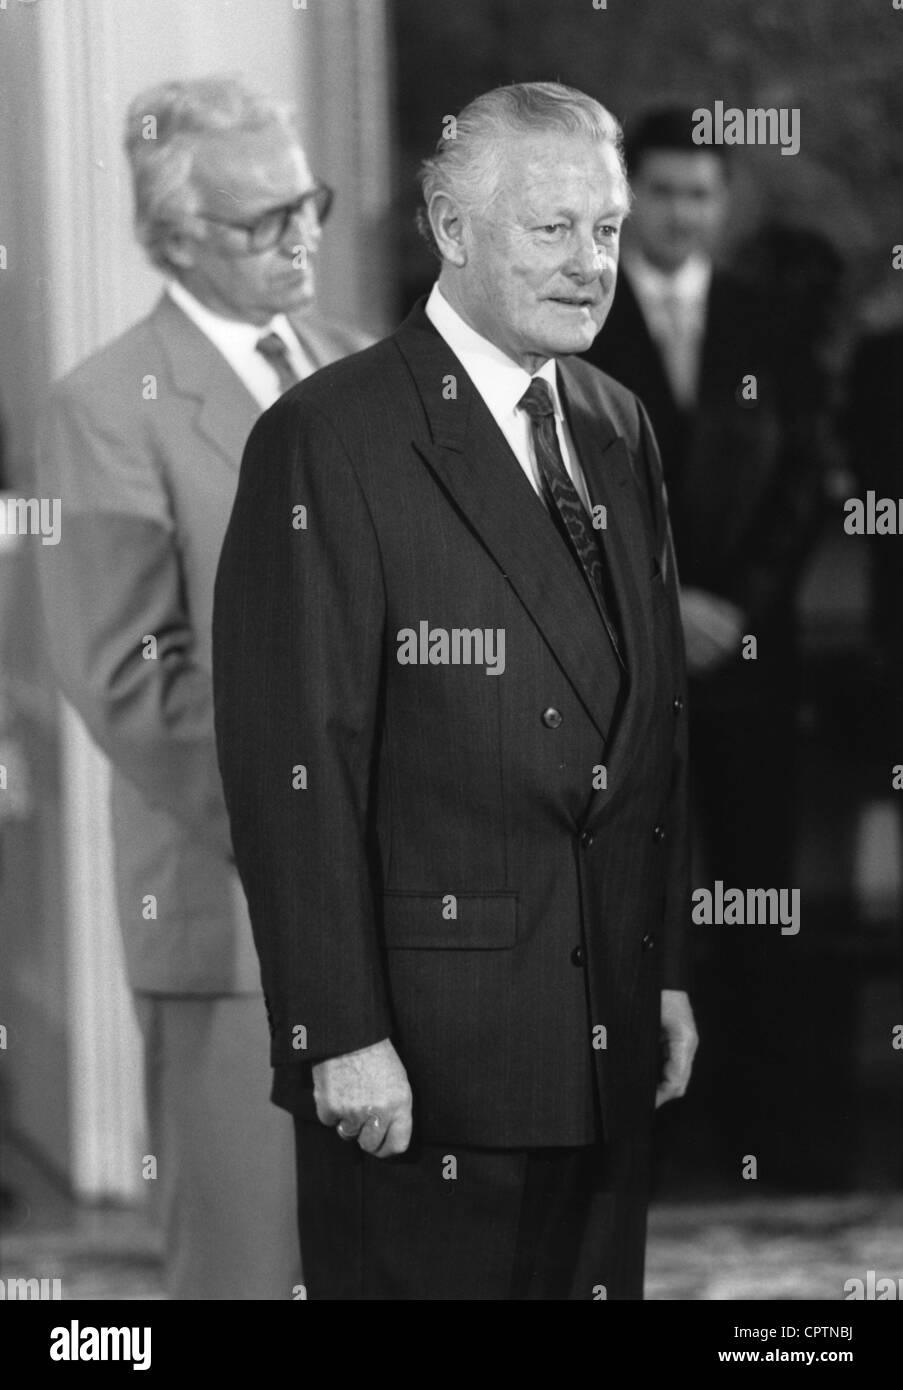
313 1037 413 1157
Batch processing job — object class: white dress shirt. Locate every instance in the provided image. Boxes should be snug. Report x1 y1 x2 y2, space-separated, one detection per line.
425 282 593 513
623 251 711 408
166 278 316 410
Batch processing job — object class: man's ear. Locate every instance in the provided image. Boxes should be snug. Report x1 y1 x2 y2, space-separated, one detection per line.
161 230 198 270
428 192 468 268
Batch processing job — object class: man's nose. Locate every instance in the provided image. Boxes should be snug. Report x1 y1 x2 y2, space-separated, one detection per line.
279 208 322 254
670 195 702 224
566 230 608 280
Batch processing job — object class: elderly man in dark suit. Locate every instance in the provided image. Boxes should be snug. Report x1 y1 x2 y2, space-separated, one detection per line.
213 81 696 1301
36 77 369 1298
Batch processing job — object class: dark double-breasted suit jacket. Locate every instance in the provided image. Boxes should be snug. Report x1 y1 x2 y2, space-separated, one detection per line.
213 299 690 1151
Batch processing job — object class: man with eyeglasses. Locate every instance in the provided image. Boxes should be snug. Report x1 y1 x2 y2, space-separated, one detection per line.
35 77 370 1299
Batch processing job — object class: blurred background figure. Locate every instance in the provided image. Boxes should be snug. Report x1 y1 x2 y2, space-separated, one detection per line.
0 386 17 1225
845 328 903 759
581 108 831 1187
844 327 903 1004
34 75 369 1299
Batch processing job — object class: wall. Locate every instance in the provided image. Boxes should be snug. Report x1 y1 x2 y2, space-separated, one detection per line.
392 0 903 324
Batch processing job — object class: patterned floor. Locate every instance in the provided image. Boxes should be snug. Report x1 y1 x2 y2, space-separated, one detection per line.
3 1185 901 1300
646 1193 903 1300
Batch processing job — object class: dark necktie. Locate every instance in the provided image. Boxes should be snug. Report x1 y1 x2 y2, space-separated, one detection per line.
256 331 300 394
519 377 625 667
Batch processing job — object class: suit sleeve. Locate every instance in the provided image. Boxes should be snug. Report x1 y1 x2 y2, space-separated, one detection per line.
637 399 692 993
213 395 392 1068
35 387 233 860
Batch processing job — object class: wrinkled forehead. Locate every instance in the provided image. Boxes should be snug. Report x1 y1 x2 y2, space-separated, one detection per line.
486 136 625 225
498 133 630 216
190 126 313 214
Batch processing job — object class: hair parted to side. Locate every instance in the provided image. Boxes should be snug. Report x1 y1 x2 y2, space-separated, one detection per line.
124 75 298 270
416 81 630 257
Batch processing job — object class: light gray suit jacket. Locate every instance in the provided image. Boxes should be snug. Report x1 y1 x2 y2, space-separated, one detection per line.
37 293 371 994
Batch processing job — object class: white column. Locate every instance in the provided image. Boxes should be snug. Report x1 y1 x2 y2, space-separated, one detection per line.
35 0 151 1202
300 0 396 335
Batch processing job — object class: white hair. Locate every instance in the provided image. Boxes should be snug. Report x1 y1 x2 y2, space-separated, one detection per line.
418 81 630 254
124 76 299 270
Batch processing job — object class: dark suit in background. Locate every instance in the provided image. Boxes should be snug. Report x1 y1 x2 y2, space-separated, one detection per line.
583 265 824 1178
846 328 903 726
213 299 691 1298
845 329 903 1006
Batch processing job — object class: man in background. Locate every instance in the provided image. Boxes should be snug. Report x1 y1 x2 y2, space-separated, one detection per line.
846 325 903 1016
846 326 903 740
583 107 825 1183
36 76 369 1297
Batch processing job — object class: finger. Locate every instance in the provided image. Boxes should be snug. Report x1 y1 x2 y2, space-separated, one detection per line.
709 628 740 654
356 1111 387 1155
336 1116 365 1141
315 1096 341 1127
692 628 725 657
656 1080 679 1108
704 626 736 654
691 648 723 674
709 598 743 627
668 1052 693 1096
655 1047 687 1107
378 1108 413 1158
655 1072 685 1107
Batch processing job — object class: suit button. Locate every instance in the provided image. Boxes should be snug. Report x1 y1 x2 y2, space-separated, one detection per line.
672 696 684 714
541 707 563 729
642 933 655 950
580 830 594 849
571 945 585 967
652 823 666 843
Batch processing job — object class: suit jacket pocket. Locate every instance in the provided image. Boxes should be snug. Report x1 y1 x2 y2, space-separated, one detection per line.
381 891 518 950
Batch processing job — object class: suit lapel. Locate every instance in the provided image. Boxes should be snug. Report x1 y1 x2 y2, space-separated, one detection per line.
394 305 626 745
150 295 260 469
558 360 658 801
695 272 728 406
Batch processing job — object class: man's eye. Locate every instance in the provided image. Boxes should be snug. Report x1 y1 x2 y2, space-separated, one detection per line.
597 225 620 240
539 224 567 236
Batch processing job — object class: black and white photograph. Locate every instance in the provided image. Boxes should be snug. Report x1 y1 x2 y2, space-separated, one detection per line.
0 0 901 1343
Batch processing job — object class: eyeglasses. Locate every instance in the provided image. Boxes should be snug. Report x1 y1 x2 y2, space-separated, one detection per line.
198 180 334 253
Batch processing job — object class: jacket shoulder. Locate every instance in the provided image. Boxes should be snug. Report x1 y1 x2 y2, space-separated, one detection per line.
293 309 376 357
562 353 646 446
268 333 409 423
47 308 166 415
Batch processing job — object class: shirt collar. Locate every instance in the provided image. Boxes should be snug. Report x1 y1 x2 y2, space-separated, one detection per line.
426 282 563 423
623 250 712 305
166 277 298 354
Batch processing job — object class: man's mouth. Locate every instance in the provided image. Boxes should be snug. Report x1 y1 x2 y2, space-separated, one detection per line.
548 296 600 308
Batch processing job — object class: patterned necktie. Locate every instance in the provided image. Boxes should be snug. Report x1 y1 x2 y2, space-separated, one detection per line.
256 331 300 394
519 377 625 667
